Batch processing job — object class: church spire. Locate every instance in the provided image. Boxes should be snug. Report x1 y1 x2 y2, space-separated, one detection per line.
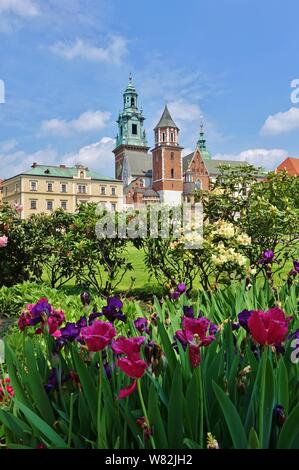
114 76 148 150
196 118 212 160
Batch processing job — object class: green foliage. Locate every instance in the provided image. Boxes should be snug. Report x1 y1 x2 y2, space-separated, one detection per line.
0 280 298 449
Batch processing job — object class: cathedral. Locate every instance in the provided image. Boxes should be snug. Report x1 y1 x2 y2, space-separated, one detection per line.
113 76 247 206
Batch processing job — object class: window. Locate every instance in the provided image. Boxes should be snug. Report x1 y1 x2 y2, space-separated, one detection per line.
15 183 19 193
101 186 106 195
171 168 174 178
30 200 37 210
61 200 67 210
120 125 123 136
171 132 174 142
131 97 135 107
171 152 174 160
162 132 165 142
80 171 84 178
61 183 67 193
111 187 116 196
132 124 138 135
47 182 53 192
195 180 202 190
111 203 116 211
47 200 53 211
30 181 37 191
5 187 8 196
78 185 87 194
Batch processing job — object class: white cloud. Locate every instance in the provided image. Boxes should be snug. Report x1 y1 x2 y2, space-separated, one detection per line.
0 139 18 153
261 107 299 135
0 137 116 179
0 0 39 16
64 137 115 176
213 148 288 170
41 110 111 136
0 147 59 179
168 100 202 122
50 35 128 64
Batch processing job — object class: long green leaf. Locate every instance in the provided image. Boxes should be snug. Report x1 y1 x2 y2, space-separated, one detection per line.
167 364 183 449
212 381 248 449
277 402 299 449
14 399 68 448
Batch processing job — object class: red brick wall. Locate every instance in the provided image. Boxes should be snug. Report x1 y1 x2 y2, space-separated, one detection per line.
152 146 183 192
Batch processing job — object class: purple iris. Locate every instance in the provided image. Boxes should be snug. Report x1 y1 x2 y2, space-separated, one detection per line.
273 404 286 427
171 283 187 300
232 322 240 331
183 306 194 318
238 310 253 331
44 368 69 394
209 323 218 335
288 328 299 341
29 298 52 326
259 250 275 265
288 260 299 277
134 317 150 335
177 283 186 294
102 296 126 323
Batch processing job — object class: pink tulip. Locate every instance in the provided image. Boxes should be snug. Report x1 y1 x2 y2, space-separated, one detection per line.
248 307 289 346
80 320 116 352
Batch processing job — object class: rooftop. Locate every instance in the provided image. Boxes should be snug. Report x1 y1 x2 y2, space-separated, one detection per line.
154 105 179 130
276 157 299 176
4 164 119 182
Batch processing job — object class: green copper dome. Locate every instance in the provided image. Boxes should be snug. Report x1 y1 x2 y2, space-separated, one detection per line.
115 75 148 149
197 124 212 160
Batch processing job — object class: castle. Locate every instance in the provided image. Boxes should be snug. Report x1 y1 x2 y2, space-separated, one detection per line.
113 76 248 206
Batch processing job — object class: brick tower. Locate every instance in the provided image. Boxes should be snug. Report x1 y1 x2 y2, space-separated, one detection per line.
152 105 183 204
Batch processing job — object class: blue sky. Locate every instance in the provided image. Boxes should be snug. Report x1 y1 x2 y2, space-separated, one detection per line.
1 0 299 178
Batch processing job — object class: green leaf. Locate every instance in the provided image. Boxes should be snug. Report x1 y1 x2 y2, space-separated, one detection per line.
167 364 183 449
277 358 289 414
157 320 177 375
212 381 248 449
248 427 260 449
278 402 299 449
148 382 168 449
0 409 31 441
71 347 97 428
14 399 68 448
24 339 55 426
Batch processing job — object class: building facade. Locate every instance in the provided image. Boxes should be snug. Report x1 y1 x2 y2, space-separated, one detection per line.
114 77 251 207
2 164 123 219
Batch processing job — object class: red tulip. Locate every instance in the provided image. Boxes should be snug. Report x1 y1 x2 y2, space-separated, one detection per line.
112 336 145 361
117 357 148 379
80 320 116 352
116 380 137 400
248 307 289 346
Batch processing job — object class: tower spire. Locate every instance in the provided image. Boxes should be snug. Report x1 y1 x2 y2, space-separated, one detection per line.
196 116 212 160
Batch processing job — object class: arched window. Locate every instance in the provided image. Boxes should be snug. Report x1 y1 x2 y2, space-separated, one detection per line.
80 171 84 178
171 168 174 178
162 132 165 142
170 132 174 142
171 152 174 160
131 97 135 107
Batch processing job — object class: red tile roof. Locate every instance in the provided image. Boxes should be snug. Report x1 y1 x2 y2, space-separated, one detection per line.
276 157 299 176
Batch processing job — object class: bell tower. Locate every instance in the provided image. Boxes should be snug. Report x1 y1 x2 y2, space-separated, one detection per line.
113 75 149 180
152 105 183 205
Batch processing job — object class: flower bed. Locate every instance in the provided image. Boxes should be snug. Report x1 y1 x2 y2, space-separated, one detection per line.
0 281 299 449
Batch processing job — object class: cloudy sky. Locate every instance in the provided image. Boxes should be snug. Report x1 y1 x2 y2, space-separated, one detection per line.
0 0 298 178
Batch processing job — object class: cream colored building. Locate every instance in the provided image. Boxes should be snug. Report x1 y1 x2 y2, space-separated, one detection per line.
2 163 123 219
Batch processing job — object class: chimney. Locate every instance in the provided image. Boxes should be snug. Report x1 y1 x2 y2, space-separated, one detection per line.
31 162 37 168
60 164 66 169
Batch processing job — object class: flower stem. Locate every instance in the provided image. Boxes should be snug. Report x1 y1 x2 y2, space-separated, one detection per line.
258 347 268 448
137 379 156 450
97 352 103 449
67 393 74 448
